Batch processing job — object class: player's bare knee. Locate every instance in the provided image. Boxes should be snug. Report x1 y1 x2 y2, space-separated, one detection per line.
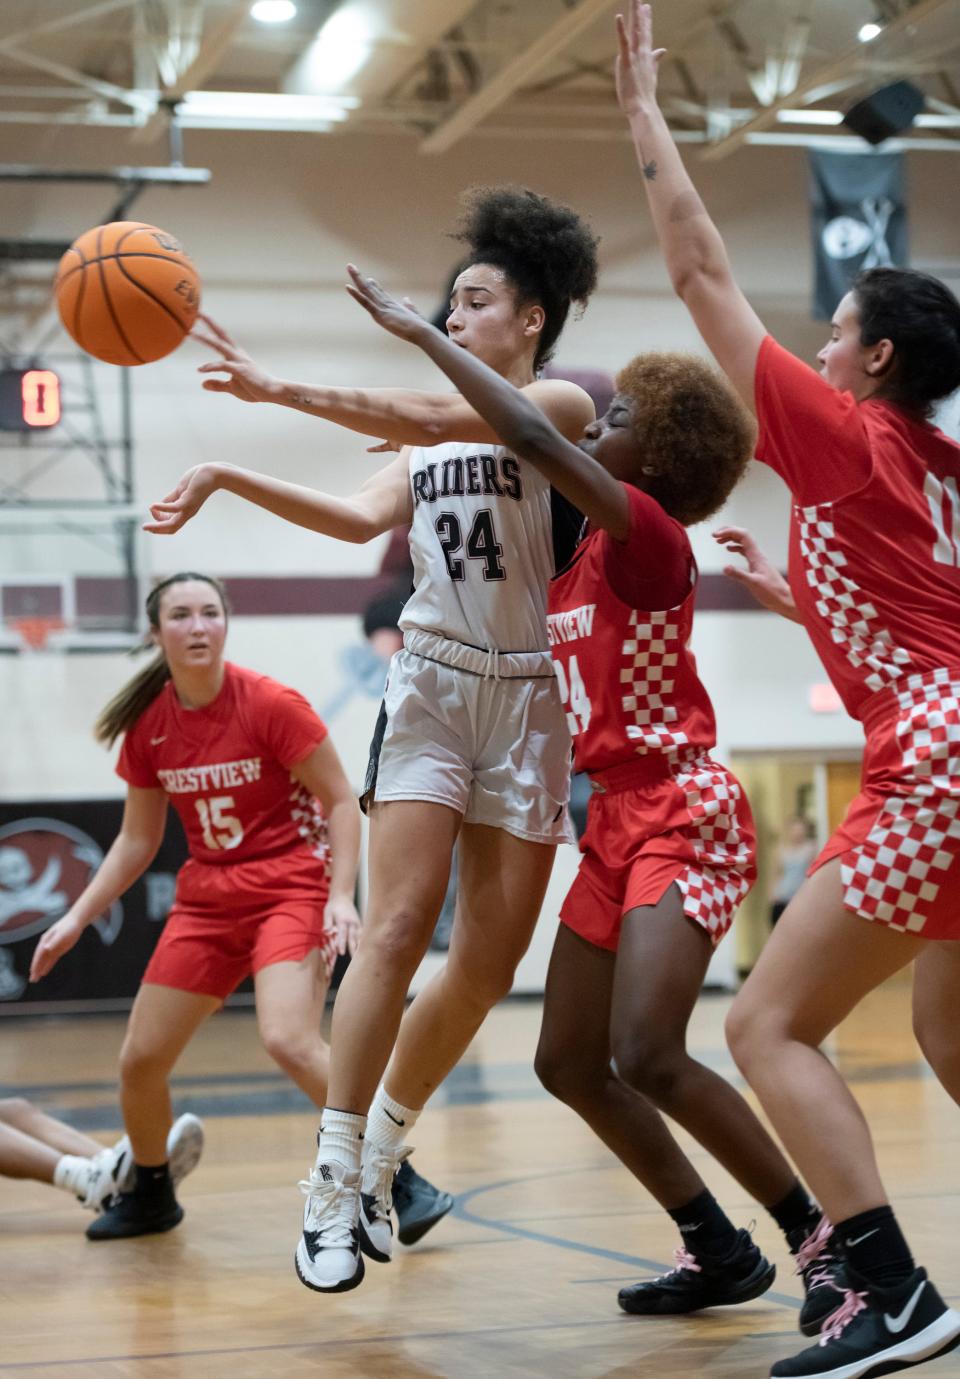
260 1024 318 1075
534 1040 595 1106
119 1038 169 1086
0 1097 30 1125
724 999 770 1077
612 1034 684 1108
365 906 435 972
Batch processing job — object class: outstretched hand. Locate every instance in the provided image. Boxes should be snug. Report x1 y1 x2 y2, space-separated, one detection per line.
615 2 667 118
713 525 798 620
30 914 84 982
193 312 278 403
345 264 428 343
144 464 221 536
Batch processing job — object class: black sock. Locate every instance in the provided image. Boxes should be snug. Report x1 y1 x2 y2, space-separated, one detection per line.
133 1162 172 1201
769 1181 821 1242
668 1189 739 1258
835 1206 915 1290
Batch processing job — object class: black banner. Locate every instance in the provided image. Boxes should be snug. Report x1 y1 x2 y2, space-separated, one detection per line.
808 149 908 319
0 799 187 1006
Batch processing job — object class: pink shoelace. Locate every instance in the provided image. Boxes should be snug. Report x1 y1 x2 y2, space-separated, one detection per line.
819 1287 869 1346
670 1245 702 1275
795 1214 837 1291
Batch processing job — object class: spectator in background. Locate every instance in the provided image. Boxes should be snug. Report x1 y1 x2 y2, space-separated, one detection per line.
769 817 817 928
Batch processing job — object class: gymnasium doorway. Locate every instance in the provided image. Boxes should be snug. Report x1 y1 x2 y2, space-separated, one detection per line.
728 750 863 976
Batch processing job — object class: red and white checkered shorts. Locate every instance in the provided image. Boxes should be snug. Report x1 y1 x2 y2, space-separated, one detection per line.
560 752 757 952
814 667 960 940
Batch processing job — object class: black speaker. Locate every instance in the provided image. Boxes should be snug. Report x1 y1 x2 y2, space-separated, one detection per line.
843 80 925 145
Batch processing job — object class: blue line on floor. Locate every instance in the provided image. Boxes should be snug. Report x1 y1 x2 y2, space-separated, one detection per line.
451 1170 801 1312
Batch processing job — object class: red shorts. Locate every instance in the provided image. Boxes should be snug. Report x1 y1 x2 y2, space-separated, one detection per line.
812 667 960 940
560 752 757 952
143 851 335 1000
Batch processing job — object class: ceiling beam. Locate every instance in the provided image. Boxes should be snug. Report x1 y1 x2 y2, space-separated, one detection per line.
131 2 250 144
0 47 155 115
701 0 957 160
0 0 134 50
419 0 614 155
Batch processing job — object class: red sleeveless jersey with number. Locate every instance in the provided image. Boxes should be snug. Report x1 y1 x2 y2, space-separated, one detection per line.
117 663 329 867
547 484 716 775
756 337 960 721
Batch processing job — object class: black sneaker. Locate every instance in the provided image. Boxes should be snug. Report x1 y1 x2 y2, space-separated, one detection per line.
618 1227 776 1316
788 1215 848 1337
85 1188 183 1240
770 1267 960 1377
392 1156 454 1247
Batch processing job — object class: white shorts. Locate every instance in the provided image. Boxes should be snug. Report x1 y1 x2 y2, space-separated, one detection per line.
364 629 575 845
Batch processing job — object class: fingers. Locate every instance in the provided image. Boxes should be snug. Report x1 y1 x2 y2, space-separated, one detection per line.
196 312 236 346
723 565 764 589
197 360 240 375
143 516 182 535
344 283 374 315
30 937 58 982
143 501 185 535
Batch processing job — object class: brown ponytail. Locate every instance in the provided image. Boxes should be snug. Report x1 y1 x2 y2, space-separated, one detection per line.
94 572 230 748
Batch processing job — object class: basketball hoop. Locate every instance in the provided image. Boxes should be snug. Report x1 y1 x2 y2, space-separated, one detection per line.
9 616 65 652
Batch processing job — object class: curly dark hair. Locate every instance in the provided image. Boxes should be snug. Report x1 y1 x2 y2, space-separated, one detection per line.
452 185 599 369
615 353 755 526
853 267 960 417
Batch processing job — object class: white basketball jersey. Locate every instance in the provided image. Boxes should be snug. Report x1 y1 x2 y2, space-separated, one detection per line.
399 440 566 653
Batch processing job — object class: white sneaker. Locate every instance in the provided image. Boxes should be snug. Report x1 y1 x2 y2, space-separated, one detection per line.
108 1113 205 1202
167 1113 204 1188
78 1143 132 1213
358 1142 407 1264
295 1159 365 1293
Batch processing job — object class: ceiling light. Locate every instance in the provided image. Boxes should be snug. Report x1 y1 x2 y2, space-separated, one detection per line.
251 2 297 24
858 21 883 42
291 5 373 93
176 90 357 131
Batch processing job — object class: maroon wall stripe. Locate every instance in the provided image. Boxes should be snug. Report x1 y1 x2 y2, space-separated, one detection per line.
3 572 772 621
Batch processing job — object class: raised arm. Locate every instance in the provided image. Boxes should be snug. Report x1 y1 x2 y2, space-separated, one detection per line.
344 268 629 537
30 787 169 981
193 312 583 446
145 450 413 542
615 2 766 411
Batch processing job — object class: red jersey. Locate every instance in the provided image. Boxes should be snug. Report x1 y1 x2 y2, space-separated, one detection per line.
117 663 330 868
756 336 960 721
547 484 717 774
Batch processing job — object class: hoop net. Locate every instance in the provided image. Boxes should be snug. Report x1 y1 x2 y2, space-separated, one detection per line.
8 616 65 652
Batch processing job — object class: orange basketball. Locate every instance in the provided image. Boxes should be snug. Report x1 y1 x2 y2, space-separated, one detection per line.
54 221 201 366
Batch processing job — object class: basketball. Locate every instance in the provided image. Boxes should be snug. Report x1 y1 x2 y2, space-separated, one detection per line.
54 221 201 367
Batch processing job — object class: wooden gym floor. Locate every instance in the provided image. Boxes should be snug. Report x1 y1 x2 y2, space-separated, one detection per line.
1 975 958 1379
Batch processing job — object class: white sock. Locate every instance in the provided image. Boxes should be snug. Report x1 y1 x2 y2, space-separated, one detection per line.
317 1109 366 1172
53 1154 91 1199
366 1085 420 1152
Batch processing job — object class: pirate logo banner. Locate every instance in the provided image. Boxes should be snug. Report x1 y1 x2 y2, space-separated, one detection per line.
808 149 908 319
